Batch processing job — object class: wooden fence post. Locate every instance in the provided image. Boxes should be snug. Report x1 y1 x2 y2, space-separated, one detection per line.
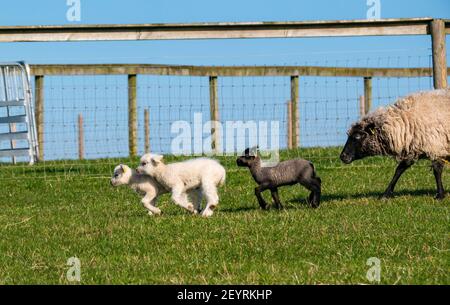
34 75 44 161
431 19 447 89
290 76 299 148
287 100 292 149
364 77 372 115
359 95 365 117
209 76 220 153
78 114 84 160
128 74 137 158
144 108 150 153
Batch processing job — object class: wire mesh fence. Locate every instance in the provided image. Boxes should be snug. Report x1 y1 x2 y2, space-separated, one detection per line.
0 55 440 180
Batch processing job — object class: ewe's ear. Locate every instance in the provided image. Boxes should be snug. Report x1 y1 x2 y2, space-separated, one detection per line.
364 123 377 135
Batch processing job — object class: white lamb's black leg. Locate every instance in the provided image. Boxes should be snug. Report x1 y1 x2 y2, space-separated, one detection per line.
432 160 445 200
380 160 414 199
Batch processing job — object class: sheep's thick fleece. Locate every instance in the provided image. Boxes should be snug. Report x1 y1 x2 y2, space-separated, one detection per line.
351 89 450 161
153 158 226 191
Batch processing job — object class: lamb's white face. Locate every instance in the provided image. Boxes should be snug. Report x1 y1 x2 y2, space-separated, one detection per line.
110 164 132 186
137 153 164 177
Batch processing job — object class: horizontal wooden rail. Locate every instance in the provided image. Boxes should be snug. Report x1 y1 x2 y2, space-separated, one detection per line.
0 18 447 42
29 64 449 78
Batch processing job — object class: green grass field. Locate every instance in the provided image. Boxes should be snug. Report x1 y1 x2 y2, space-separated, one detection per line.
0 148 448 284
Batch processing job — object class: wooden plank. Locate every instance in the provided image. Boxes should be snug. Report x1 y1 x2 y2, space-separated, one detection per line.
431 19 448 89
359 95 365 117
78 114 84 160
34 75 44 161
0 18 434 42
128 74 137 158
29 64 444 78
364 78 372 114
290 76 299 148
209 76 220 153
144 108 150 153
287 100 292 149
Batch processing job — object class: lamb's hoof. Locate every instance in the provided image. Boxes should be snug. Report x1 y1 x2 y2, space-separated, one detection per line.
201 209 214 218
186 204 195 213
435 193 445 200
148 209 161 216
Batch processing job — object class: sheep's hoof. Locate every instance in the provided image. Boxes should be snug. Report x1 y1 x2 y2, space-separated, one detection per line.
148 210 161 216
186 204 195 213
379 192 393 200
201 209 214 217
435 193 445 200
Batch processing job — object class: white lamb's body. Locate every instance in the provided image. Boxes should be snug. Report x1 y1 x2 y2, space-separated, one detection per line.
137 155 226 217
111 164 168 215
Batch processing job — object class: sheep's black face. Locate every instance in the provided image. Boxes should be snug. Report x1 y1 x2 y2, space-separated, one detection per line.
237 148 257 167
340 131 367 163
236 155 256 167
340 123 377 163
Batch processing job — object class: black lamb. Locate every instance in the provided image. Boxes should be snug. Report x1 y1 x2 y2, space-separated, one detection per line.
236 147 322 209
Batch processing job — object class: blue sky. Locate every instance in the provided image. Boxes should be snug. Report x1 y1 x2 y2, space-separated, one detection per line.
0 0 448 65
0 1 448 160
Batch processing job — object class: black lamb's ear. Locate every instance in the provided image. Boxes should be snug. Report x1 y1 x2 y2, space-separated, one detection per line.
244 148 251 157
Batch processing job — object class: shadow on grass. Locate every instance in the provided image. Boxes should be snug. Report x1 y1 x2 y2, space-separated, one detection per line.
289 189 439 203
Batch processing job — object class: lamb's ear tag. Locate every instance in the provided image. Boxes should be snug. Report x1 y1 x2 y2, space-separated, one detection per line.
369 128 375 135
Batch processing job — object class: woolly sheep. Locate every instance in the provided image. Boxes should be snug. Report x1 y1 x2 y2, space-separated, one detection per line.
340 89 450 200
136 154 226 217
236 147 322 209
110 164 168 215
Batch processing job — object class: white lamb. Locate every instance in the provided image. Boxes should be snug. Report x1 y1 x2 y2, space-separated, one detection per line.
136 154 226 217
110 164 168 216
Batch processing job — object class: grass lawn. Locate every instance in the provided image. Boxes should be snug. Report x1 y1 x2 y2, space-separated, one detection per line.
0 148 448 284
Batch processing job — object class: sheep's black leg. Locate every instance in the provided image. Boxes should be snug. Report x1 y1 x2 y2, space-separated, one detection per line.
432 160 445 200
300 177 321 208
270 188 283 210
380 160 414 199
255 185 269 210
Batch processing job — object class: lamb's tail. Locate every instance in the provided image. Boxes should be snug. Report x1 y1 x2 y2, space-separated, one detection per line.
219 167 226 186
309 161 321 184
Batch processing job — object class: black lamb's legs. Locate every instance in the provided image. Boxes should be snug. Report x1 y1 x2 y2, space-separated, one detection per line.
270 188 283 210
255 184 269 210
432 160 445 200
380 160 414 199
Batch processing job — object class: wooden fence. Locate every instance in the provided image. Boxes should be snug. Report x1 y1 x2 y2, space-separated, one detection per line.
2 17 445 159
29 64 449 159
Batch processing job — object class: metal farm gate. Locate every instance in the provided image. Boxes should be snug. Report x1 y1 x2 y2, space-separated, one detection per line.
0 62 38 164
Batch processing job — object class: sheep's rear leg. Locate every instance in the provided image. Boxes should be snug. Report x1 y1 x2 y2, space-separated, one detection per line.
188 188 203 214
201 182 219 218
255 184 269 210
142 194 161 216
380 160 414 199
432 160 445 200
300 177 321 208
270 188 283 210
171 187 195 213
